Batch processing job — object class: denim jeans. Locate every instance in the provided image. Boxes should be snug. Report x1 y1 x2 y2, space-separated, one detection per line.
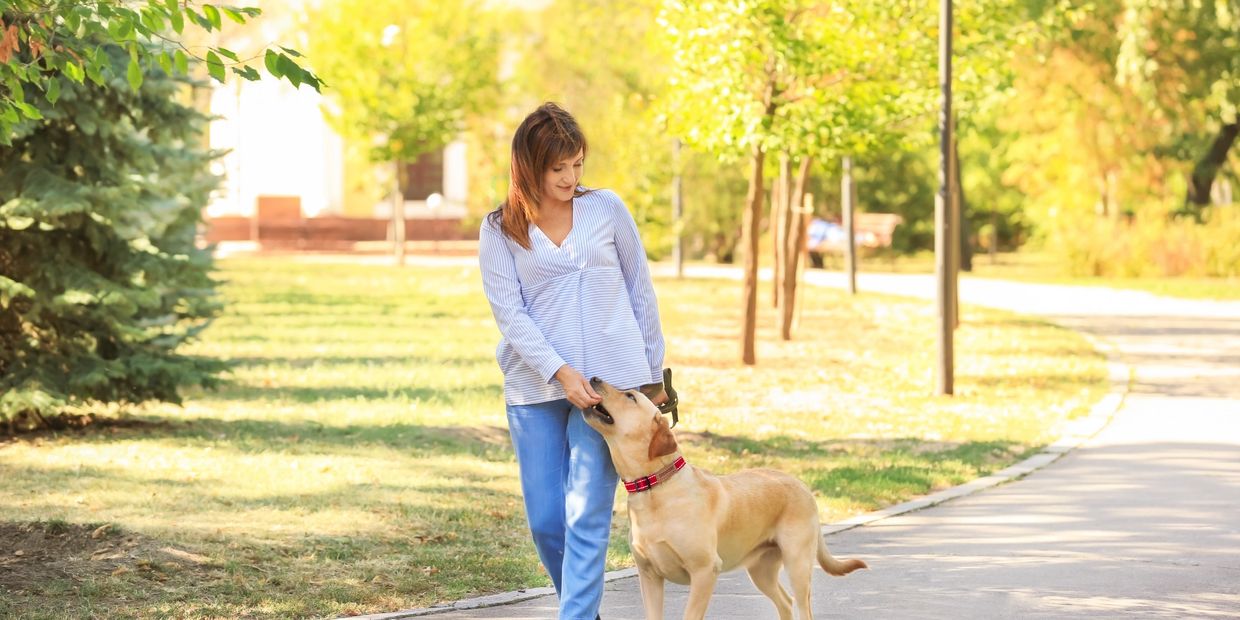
506 399 618 620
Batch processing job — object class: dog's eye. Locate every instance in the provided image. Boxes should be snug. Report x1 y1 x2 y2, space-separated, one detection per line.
626 392 636 401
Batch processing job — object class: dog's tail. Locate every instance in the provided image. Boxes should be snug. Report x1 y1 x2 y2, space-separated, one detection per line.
818 537 868 576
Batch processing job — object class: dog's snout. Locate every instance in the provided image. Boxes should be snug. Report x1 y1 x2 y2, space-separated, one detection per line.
589 377 602 388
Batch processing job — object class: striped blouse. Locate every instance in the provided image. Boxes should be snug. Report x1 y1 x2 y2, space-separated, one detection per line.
479 189 665 406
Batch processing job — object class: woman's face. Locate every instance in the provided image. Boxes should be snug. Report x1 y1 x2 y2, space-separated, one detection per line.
540 149 585 207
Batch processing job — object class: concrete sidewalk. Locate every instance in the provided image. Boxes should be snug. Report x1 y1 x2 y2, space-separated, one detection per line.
376 269 1240 619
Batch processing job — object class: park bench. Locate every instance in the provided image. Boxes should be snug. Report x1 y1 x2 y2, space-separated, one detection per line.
807 212 903 268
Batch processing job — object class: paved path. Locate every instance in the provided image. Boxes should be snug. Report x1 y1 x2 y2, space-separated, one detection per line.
388 268 1240 620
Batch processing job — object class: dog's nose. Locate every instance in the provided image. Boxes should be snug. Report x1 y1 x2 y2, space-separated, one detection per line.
589 377 602 389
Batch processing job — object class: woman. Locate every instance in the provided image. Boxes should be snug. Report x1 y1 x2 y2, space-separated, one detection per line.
479 102 667 620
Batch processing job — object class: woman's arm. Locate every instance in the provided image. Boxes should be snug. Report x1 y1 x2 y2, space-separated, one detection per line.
609 193 666 387
478 220 569 385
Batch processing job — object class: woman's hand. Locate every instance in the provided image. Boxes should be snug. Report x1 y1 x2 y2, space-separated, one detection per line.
555 365 602 410
638 382 669 407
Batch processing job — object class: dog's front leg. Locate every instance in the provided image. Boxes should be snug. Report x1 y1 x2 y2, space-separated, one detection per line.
637 568 665 620
680 564 720 620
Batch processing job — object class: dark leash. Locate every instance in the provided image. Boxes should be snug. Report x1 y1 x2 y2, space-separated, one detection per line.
639 368 679 428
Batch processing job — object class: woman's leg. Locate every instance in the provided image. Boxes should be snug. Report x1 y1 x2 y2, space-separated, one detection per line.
506 399 572 595
559 407 620 620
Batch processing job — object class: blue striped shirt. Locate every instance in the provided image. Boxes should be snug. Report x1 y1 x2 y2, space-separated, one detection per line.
479 189 665 405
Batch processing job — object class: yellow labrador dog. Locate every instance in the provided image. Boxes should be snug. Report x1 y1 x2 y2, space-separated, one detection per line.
584 377 867 620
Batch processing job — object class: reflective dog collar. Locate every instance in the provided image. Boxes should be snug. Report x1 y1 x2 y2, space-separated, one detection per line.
623 456 687 494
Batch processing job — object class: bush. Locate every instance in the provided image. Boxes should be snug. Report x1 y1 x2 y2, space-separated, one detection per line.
0 47 226 431
1050 205 1240 278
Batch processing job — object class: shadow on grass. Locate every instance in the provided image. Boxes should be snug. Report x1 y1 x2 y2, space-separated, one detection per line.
224 355 491 369
195 382 503 405
53 417 517 460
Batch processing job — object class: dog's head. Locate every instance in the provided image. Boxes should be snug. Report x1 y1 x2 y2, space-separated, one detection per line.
583 377 679 469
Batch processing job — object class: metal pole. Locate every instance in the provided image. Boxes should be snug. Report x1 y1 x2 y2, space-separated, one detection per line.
842 156 856 295
949 113 961 330
672 140 684 279
936 0 955 395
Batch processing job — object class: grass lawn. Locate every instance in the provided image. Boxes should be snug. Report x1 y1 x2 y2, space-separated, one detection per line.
840 250 1240 300
0 256 1107 619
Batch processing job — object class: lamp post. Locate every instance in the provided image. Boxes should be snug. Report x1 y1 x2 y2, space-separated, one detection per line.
935 0 955 395
672 139 684 279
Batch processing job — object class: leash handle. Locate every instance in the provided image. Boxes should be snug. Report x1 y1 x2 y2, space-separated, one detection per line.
639 368 680 428
659 368 679 428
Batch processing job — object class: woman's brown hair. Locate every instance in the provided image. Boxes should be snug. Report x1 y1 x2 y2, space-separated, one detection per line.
487 102 589 250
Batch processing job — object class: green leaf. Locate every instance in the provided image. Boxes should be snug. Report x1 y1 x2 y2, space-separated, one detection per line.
175 49 189 75
215 47 239 62
127 58 143 91
6 77 24 102
168 4 184 34
14 101 43 120
220 7 247 24
45 77 61 104
108 17 134 41
232 65 261 80
140 7 164 34
187 8 211 30
0 104 19 124
286 66 302 89
206 51 225 83
63 61 86 83
264 49 283 78
202 4 222 30
158 51 174 75
65 9 81 33
279 46 303 58
276 54 301 84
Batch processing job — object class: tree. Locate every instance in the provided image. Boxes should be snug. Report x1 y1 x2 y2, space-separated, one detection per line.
0 0 318 144
1 46 225 430
660 0 942 357
511 0 675 254
1 2 317 430
302 0 499 264
1115 0 1239 215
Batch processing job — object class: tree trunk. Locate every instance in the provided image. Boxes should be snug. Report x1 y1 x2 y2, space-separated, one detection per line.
1186 122 1239 215
781 156 812 340
774 154 791 310
392 160 406 266
794 193 813 332
953 135 972 272
842 156 857 295
741 144 766 365
770 164 783 308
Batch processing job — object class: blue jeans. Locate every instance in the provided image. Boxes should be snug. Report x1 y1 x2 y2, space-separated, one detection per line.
506 399 618 620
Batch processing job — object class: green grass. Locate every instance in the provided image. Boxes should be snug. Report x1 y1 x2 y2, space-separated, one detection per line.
844 250 1240 300
0 256 1108 619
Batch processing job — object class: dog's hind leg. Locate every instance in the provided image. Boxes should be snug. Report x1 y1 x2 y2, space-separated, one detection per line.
745 547 793 620
776 529 818 620
785 556 814 620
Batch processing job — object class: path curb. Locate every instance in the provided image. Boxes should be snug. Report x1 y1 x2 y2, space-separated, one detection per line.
351 294 1134 619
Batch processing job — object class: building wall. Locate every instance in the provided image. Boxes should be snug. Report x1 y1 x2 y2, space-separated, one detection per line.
207 78 467 222
207 78 345 218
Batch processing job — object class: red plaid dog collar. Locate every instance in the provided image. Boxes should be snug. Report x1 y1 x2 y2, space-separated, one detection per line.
623 456 687 494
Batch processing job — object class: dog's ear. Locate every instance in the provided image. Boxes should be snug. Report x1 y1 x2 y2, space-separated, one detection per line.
647 415 679 459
